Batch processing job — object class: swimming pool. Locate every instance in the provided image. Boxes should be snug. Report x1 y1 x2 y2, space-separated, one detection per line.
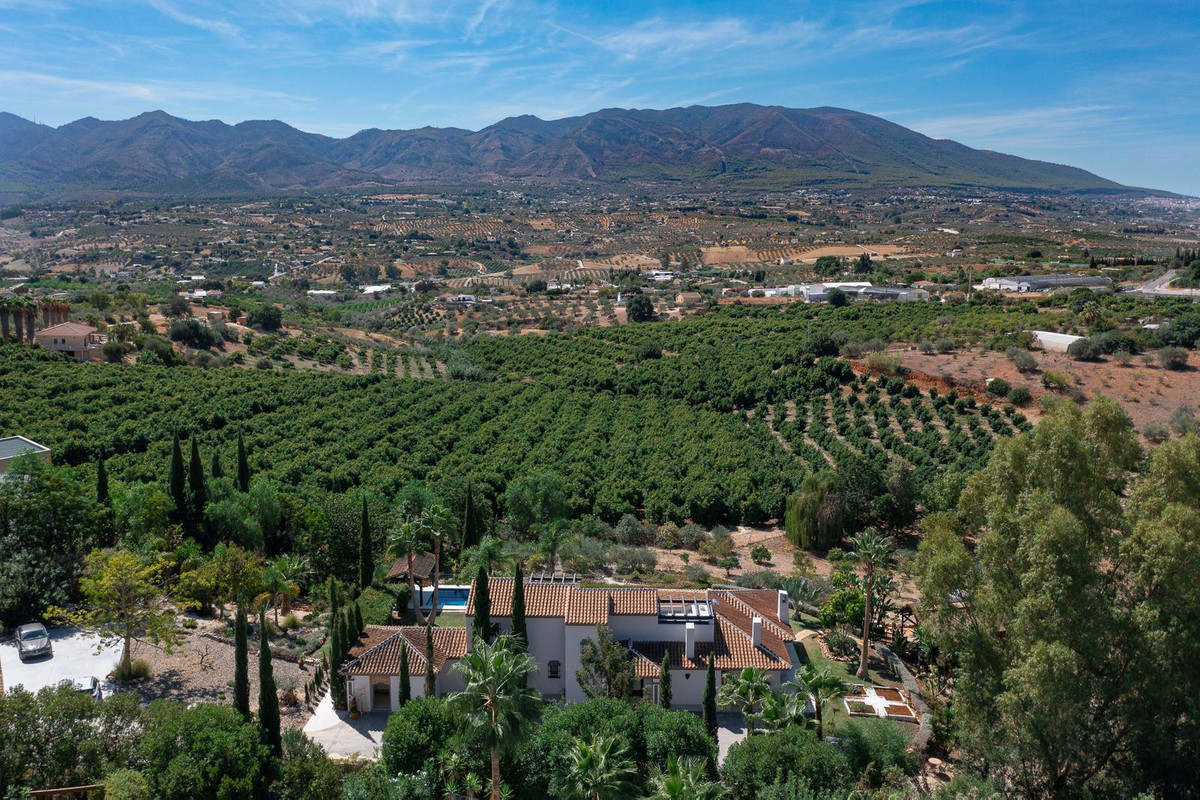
411 585 471 612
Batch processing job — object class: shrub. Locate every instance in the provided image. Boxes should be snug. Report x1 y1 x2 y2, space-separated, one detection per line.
676 523 707 549
721 725 849 800
1143 422 1170 444
683 564 711 586
1007 347 1038 373
866 351 901 376
1008 386 1032 406
699 526 735 563
985 378 1010 397
750 544 771 564
1169 405 1197 436
610 545 657 575
115 658 152 681
168 319 220 349
840 718 917 787
104 769 151 800
735 570 783 590
1159 346 1189 370
380 697 458 775
140 702 272 800
1041 369 1073 391
561 537 609 573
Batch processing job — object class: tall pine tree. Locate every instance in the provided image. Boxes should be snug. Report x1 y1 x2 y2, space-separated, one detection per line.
233 605 250 720
703 654 717 742
168 431 187 528
258 606 282 758
398 639 411 707
211 449 224 479
659 651 672 709
424 625 436 698
511 562 527 651
188 436 206 541
472 566 491 647
359 496 373 589
236 431 250 493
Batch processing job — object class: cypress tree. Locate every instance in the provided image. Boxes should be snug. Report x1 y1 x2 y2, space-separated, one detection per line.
354 600 364 636
188 436 206 540
327 578 341 633
511 562 527 651
659 651 672 709
258 606 282 758
425 625 436 697
168 431 187 527
398 639 411 707
329 609 347 710
211 449 224 479
233 605 250 720
359 496 373 589
472 566 491 646
96 451 109 506
703 654 717 742
339 605 352 651
236 431 250 493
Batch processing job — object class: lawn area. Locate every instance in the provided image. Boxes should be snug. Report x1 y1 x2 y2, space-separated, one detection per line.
796 630 912 737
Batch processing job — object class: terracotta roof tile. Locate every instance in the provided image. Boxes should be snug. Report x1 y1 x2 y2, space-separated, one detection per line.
341 625 467 677
564 587 657 624
467 578 575 618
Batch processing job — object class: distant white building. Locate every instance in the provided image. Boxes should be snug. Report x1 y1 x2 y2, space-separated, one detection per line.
1031 330 1083 352
981 275 1110 293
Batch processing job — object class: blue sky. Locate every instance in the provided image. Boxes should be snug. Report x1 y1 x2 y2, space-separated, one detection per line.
1 0 1197 194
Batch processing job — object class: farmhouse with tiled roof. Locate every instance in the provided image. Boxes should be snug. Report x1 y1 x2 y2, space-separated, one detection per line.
339 578 798 714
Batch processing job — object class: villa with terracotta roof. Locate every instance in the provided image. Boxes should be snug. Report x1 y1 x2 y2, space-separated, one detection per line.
33 321 108 361
339 578 798 714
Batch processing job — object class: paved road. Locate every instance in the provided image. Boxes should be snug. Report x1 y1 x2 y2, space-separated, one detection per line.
0 627 121 697
1132 269 1200 298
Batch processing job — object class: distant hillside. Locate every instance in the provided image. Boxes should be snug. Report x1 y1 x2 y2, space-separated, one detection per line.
0 104 1147 197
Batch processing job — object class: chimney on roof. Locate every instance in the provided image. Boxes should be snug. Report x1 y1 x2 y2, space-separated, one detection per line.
684 622 695 660
778 590 790 625
751 616 763 649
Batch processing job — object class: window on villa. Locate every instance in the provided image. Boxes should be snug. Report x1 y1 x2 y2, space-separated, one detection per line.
548 660 561 679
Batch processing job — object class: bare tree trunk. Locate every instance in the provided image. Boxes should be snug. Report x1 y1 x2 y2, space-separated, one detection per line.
407 552 428 627
12 311 22 343
491 745 501 800
430 536 441 627
857 569 872 680
0 310 9 341
25 309 35 337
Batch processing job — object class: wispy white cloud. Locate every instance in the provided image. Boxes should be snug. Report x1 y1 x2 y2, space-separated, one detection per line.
144 0 242 40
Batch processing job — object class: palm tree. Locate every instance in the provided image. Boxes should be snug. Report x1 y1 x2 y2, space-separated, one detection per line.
562 734 638 800
422 503 457 627
1078 301 1102 329
270 553 310 607
789 665 846 741
0 297 10 341
648 755 723 800
388 515 430 626
448 635 541 800
536 520 573 573
717 666 772 733
260 563 300 624
756 687 811 733
461 534 511 576
848 528 895 680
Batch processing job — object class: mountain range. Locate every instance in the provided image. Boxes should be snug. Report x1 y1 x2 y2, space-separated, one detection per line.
0 103 1143 198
